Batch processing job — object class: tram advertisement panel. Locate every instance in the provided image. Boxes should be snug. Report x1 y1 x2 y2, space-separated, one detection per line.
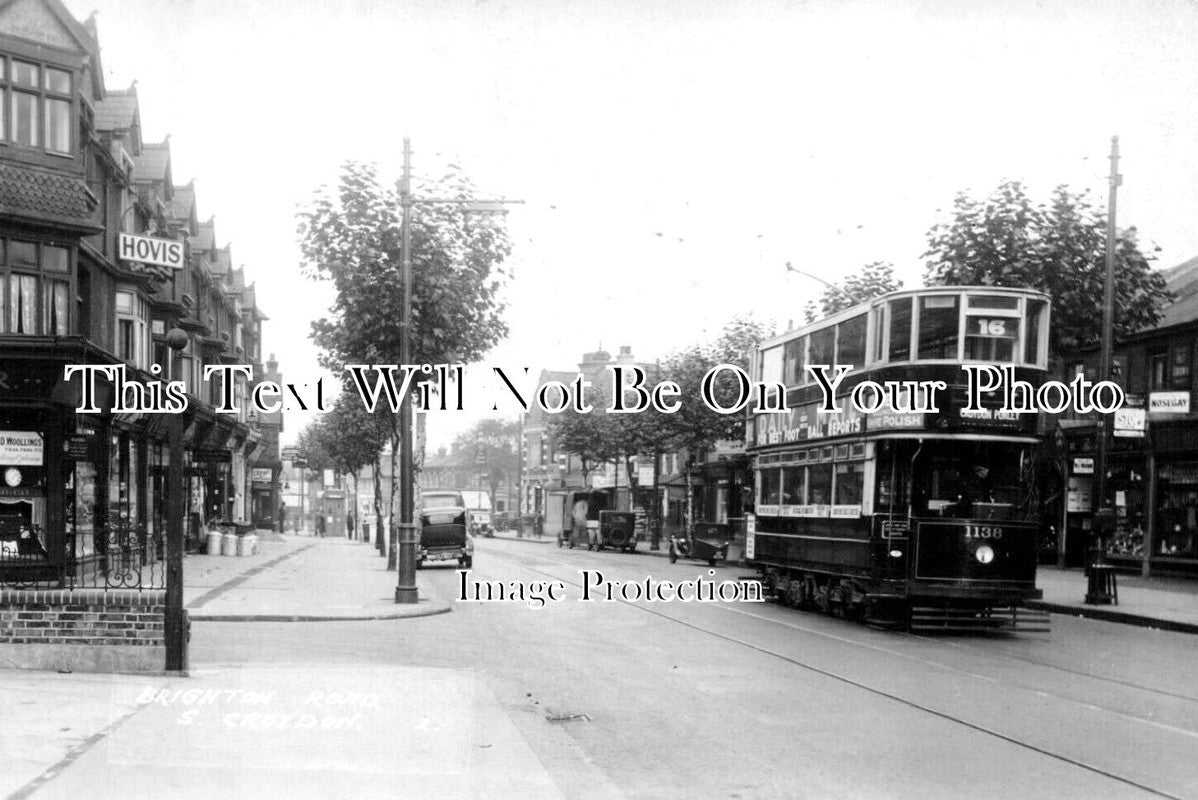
754 388 1036 448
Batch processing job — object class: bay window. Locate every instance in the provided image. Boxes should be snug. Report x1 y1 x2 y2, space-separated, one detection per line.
0 56 73 154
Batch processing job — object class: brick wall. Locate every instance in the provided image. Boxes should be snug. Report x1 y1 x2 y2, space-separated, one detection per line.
0 588 164 647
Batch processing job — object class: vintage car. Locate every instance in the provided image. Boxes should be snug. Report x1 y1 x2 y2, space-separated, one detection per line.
418 490 474 569
467 509 494 538
597 510 637 553
668 522 731 566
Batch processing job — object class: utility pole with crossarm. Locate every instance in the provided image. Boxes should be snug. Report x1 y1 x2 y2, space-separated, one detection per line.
394 138 522 603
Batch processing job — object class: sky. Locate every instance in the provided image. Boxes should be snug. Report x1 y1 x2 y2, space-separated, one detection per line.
60 0 1198 450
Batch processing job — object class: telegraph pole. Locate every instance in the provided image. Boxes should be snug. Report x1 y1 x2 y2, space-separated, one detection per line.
1094 137 1120 525
393 138 521 603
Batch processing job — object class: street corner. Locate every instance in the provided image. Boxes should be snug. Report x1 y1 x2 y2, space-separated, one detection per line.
26 665 562 800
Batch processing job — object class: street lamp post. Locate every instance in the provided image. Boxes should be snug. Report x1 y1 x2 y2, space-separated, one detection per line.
164 327 189 672
393 137 521 603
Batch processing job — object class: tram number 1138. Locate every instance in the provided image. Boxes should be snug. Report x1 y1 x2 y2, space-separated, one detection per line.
964 526 1004 540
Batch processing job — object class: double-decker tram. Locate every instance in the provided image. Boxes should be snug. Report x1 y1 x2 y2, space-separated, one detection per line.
745 286 1052 632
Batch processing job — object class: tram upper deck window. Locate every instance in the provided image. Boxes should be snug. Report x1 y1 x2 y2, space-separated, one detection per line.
809 326 835 367
837 315 867 368
918 295 959 359
1024 299 1047 365
783 336 806 385
761 345 783 385
888 298 912 361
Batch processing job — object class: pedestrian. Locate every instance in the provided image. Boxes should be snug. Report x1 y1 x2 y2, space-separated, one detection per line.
278 504 286 534
315 513 326 538
346 512 355 540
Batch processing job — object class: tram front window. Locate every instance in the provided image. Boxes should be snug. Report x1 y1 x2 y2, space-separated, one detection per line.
878 440 1037 521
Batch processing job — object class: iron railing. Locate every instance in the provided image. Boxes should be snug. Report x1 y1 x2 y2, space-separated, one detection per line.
0 516 166 591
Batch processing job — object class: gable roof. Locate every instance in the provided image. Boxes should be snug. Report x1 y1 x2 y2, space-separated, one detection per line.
166 181 196 224
132 139 171 185
93 87 140 133
192 218 216 252
1154 256 1198 332
0 0 97 55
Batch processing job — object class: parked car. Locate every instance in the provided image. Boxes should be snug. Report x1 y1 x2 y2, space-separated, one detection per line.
468 509 494 537
419 490 473 569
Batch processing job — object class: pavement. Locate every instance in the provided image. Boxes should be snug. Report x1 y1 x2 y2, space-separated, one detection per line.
184 533 451 622
1028 565 1198 634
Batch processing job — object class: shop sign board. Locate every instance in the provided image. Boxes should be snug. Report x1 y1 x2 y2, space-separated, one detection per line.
0 431 42 465
1114 407 1146 437
192 446 231 463
1149 391 1190 415
251 468 273 483
118 232 184 270
1072 457 1094 475
63 433 96 461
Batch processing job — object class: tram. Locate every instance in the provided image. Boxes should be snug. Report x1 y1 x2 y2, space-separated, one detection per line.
745 286 1052 631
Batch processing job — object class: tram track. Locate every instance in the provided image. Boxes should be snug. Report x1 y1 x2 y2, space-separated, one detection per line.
904 631 1198 705
510 551 1191 800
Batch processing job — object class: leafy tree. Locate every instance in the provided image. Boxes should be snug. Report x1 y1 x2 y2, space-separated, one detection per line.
452 417 521 509
922 181 1171 354
296 160 512 558
666 315 775 455
803 261 903 324
546 383 617 484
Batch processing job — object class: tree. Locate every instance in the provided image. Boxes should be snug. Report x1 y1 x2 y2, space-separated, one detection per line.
803 261 903 324
452 418 521 510
297 160 512 558
546 384 617 484
666 315 775 455
922 181 1171 354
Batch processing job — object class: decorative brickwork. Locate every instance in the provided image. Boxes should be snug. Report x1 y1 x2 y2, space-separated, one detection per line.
0 589 165 647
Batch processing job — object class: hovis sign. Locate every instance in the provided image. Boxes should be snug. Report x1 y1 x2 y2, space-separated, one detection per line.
118 233 184 270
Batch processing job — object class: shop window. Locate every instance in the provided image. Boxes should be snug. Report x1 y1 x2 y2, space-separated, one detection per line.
1156 462 1198 558
0 57 73 154
1 238 72 335
918 295 959 359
